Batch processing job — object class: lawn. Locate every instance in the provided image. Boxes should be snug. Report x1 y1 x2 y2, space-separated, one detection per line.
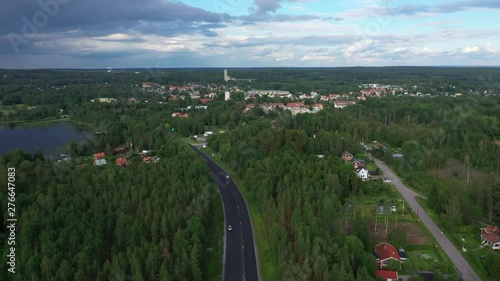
181 136 206 145
352 184 457 275
416 197 491 281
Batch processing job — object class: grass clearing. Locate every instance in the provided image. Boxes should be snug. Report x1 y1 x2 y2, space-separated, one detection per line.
354 184 456 275
416 196 490 280
181 136 205 145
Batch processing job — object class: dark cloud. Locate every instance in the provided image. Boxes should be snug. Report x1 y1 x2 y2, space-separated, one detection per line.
238 13 322 23
0 0 229 36
72 50 143 60
252 0 310 15
253 0 283 14
388 0 500 16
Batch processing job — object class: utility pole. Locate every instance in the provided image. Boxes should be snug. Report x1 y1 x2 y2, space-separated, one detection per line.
402 200 404 217
385 206 389 234
396 213 398 229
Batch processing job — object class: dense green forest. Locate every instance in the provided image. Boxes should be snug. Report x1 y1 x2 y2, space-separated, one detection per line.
201 96 500 279
1 67 500 107
1 68 499 280
0 140 219 281
208 125 380 280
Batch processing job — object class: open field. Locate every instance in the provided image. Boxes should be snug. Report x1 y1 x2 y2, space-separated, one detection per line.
351 185 457 275
416 197 493 280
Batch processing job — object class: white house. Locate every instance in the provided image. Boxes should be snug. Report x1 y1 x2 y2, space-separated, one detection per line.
356 168 370 181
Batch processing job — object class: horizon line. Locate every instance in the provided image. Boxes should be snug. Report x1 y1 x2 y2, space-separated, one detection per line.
1 65 500 70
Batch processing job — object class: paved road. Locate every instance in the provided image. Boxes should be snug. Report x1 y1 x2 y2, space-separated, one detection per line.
372 157 482 281
191 145 259 281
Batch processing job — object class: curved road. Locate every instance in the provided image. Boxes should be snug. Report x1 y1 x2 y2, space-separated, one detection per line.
190 145 259 281
372 157 481 281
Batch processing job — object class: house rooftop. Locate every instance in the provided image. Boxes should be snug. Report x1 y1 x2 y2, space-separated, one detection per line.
375 242 400 261
116 158 128 166
375 270 398 280
94 152 105 159
94 159 106 166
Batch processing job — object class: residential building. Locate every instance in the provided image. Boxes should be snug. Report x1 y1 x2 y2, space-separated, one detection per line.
374 242 401 269
142 82 164 90
91 98 116 103
353 159 365 169
245 90 292 100
199 98 211 104
342 151 354 162
243 103 256 113
116 158 128 167
357 168 370 181
333 101 356 109
329 93 341 100
480 225 500 250
94 159 106 166
94 152 105 160
171 112 188 118
375 270 399 281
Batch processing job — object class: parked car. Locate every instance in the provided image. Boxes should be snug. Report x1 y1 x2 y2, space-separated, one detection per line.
227 225 232 232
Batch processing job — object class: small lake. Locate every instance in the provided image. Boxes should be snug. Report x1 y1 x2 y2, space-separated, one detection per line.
0 122 90 155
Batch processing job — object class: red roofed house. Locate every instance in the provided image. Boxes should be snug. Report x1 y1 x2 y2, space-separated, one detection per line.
93 152 106 166
334 101 356 109
112 146 128 155
329 93 341 100
244 104 256 113
142 156 154 163
199 98 211 104
375 242 401 269
375 270 399 281
481 225 500 250
116 158 128 167
285 102 305 109
342 151 354 162
171 112 188 118
94 152 105 160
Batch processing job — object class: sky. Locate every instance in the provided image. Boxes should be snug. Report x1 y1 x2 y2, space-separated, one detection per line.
0 0 499 68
